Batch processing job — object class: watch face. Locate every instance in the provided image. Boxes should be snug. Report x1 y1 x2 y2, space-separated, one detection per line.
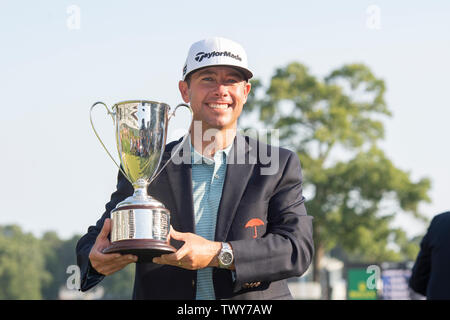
221 252 233 265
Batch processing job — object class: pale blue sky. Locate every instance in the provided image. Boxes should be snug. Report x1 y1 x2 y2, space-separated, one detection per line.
0 1 449 239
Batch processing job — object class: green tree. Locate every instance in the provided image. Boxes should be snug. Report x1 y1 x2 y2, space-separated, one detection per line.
41 232 84 299
42 232 135 299
242 62 431 282
40 231 63 299
0 226 135 299
101 264 135 299
0 225 51 299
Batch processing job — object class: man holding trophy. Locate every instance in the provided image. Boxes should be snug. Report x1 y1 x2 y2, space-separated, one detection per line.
76 37 314 299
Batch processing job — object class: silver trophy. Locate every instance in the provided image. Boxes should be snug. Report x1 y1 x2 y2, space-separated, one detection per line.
90 100 192 262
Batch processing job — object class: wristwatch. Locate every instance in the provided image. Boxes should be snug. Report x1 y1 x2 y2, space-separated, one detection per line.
218 242 234 269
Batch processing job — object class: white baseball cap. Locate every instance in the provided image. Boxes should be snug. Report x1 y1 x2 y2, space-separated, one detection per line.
182 37 253 81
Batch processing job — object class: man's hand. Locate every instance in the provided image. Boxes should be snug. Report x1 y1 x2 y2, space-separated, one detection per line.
152 227 222 270
88 218 137 276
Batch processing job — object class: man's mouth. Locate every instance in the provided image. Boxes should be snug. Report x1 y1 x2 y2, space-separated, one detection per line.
207 103 231 110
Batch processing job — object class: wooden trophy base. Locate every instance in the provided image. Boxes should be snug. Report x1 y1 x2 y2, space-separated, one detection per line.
103 239 176 263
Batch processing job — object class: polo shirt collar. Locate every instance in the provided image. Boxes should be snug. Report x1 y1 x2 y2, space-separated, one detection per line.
190 135 234 165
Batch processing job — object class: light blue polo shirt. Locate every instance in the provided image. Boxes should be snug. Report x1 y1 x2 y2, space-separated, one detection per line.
190 139 233 300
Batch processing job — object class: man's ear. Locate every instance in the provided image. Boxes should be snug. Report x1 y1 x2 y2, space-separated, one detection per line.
242 81 252 104
179 80 190 103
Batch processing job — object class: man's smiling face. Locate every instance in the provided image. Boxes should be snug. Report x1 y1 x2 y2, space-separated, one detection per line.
179 66 251 131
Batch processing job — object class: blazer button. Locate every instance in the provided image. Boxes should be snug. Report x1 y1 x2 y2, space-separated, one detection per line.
243 281 261 289
192 279 195 288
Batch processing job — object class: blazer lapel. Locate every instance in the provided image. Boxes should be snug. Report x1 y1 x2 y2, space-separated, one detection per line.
163 137 195 234
162 133 256 240
215 133 256 242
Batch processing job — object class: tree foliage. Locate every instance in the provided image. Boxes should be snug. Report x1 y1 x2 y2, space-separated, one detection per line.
0 225 134 299
0 225 51 299
243 62 431 280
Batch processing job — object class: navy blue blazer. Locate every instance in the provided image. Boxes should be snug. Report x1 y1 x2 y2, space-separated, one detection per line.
76 133 314 299
409 211 450 300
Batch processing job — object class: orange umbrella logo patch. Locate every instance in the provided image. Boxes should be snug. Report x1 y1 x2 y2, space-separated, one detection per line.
245 218 265 238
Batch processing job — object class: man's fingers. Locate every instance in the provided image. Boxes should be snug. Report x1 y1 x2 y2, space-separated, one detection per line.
100 252 122 260
98 255 137 275
170 227 187 241
91 249 136 266
153 244 189 265
173 244 190 261
98 218 111 240
109 253 137 263
98 253 137 268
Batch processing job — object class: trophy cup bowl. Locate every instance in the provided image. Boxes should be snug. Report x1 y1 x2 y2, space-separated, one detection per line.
90 100 191 262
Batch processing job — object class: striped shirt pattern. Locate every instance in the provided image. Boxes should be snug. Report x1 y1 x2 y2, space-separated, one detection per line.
191 140 233 300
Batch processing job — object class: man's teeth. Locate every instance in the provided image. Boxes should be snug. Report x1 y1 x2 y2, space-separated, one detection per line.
208 104 229 109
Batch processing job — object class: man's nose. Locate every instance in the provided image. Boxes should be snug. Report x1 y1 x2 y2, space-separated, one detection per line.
213 83 229 97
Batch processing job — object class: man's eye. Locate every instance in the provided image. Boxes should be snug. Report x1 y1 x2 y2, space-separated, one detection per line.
226 78 240 84
202 77 214 81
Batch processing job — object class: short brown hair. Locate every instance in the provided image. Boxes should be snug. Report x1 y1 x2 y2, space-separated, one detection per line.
184 68 248 88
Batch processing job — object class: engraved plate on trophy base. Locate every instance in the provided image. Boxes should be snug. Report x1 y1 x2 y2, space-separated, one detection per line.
103 205 176 263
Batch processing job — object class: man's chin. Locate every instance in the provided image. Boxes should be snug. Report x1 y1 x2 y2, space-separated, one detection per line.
202 121 236 133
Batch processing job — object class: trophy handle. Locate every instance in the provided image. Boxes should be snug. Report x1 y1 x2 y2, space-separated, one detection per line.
89 101 132 184
148 103 193 185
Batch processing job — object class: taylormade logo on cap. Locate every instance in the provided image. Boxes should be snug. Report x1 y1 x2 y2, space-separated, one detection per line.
194 51 242 63
182 37 253 81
